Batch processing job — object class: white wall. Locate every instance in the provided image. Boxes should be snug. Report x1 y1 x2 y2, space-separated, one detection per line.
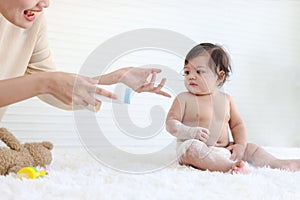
1 0 300 147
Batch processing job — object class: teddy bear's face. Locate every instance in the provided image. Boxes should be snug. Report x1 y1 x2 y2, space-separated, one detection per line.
24 142 53 166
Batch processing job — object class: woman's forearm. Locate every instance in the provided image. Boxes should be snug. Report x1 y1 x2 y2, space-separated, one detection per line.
0 73 45 107
95 67 130 85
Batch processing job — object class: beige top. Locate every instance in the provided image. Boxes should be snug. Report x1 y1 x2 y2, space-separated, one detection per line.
0 12 85 121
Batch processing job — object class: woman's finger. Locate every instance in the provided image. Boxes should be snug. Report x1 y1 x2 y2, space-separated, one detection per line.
149 68 162 74
153 78 166 91
149 72 157 83
82 91 101 106
147 72 156 90
84 76 99 85
156 90 172 98
72 95 88 107
152 78 171 97
94 86 117 99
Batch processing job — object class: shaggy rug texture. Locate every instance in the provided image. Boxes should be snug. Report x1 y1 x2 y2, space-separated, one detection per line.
1 146 300 200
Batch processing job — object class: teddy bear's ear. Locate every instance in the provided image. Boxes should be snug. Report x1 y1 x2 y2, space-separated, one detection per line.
0 127 22 151
42 142 53 150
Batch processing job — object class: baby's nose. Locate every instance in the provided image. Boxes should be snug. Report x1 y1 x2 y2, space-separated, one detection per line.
188 73 196 79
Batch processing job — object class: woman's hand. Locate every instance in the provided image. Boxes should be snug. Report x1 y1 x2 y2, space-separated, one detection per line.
227 144 246 161
119 67 171 97
44 72 116 107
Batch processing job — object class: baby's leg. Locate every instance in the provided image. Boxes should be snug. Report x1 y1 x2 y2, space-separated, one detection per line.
179 140 249 173
244 143 300 171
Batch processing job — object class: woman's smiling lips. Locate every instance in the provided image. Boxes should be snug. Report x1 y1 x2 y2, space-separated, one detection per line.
23 9 42 22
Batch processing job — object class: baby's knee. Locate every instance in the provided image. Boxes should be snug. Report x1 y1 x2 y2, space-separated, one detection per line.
182 140 208 161
244 143 260 160
245 143 260 152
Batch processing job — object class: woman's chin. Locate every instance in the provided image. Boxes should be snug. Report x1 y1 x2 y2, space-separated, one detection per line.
16 19 34 29
6 17 33 29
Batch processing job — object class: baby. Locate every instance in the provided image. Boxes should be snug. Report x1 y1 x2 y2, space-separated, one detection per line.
166 43 300 174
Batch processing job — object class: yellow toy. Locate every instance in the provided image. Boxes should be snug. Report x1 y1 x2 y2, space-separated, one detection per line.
0 128 53 176
17 166 48 179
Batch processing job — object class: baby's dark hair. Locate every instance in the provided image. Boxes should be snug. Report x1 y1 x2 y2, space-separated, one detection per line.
185 43 232 86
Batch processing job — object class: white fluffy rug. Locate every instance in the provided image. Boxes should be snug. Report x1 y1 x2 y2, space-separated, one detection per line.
1 146 300 200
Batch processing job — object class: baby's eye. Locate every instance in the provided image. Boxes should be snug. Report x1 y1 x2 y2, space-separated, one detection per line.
196 70 205 74
183 70 190 76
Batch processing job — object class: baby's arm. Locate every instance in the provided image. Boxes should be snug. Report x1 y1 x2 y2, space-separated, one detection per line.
228 95 247 160
165 94 209 142
166 119 209 142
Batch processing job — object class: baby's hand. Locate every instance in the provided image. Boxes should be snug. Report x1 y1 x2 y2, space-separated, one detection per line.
227 144 246 161
189 127 210 142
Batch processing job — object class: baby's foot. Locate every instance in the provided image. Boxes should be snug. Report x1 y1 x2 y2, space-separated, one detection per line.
231 160 251 174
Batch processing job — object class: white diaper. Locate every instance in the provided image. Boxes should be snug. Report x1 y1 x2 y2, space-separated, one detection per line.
176 139 231 162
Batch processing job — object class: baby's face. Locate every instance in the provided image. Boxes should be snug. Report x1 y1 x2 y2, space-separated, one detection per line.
183 54 219 95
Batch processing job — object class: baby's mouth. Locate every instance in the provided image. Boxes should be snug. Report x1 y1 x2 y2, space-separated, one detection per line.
189 82 198 86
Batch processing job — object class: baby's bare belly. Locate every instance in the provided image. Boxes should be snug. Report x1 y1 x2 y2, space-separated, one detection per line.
183 119 230 147
204 127 230 147
214 139 230 147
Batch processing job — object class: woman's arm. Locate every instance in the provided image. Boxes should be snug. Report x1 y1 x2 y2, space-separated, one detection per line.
0 72 115 108
0 67 170 108
95 67 171 98
0 73 44 107
18 13 111 109
0 14 169 109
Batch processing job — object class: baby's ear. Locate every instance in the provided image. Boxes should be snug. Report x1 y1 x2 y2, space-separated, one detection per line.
217 70 225 81
216 70 226 86
42 142 53 150
218 70 225 78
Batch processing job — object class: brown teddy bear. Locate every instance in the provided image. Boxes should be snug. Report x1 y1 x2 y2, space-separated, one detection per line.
0 128 53 175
